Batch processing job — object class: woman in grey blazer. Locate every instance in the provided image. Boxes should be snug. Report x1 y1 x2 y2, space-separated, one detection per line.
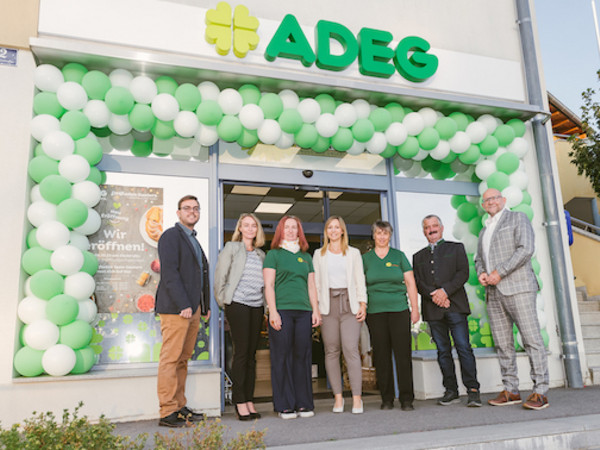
214 213 266 421
313 216 367 414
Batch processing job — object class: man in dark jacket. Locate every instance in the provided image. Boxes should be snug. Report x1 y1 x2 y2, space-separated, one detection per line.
156 195 210 427
413 214 481 407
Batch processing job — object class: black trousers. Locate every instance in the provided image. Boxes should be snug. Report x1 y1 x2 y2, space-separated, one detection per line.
366 310 414 404
225 301 264 405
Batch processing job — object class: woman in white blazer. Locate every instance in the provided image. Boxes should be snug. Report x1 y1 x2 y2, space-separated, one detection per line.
313 216 367 414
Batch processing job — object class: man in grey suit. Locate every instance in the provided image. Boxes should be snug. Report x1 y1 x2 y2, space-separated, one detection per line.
475 188 549 410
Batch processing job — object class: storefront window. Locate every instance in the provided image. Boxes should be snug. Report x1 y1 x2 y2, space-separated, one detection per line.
100 135 210 163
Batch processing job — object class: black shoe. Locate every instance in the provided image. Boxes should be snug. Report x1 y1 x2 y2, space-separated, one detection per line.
235 405 252 421
380 401 394 410
249 411 262 419
438 391 460 406
180 406 205 422
159 411 188 428
400 402 414 411
467 390 482 407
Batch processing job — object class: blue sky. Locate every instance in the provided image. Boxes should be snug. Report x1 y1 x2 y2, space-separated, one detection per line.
534 0 600 118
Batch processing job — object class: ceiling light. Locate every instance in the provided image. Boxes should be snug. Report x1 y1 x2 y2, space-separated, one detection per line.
254 202 293 214
231 185 271 195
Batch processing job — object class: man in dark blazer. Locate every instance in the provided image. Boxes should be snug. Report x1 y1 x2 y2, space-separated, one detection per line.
156 195 210 427
413 214 481 407
476 188 548 411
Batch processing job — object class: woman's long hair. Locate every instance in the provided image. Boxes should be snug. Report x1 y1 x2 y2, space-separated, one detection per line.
320 215 349 256
271 215 309 252
231 213 265 248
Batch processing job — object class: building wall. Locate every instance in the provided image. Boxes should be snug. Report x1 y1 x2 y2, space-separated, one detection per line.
0 0 39 49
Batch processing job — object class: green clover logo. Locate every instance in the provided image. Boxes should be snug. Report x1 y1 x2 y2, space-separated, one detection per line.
205 2 259 58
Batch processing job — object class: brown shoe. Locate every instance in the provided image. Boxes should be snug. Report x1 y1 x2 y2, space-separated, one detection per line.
523 393 549 410
488 390 522 406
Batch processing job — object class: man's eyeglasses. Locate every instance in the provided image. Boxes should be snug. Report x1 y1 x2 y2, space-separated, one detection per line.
180 206 200 212
482 195 502 204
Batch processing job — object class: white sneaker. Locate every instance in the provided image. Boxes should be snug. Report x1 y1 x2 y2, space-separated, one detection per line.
298 409 314 418
279 410 297 419
333 399 344 413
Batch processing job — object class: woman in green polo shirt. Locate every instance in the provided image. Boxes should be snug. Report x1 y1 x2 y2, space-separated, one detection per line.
263 215 321 420
363 220 420 411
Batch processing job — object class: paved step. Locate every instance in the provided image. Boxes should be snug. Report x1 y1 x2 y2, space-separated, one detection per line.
578 300 600 312
582 325 600 339
579 311 600 325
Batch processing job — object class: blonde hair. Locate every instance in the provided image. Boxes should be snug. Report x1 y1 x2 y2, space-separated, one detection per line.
320 216 349 256
231 213 265 248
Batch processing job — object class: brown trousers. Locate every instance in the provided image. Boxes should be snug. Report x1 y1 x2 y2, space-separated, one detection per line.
157 308 200 418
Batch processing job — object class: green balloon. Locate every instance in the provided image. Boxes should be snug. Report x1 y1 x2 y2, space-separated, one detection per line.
431 164 455 180
440 151 457 164
81 251 99 276
379 144 397 159
506 118 526 138
47 294 79 326
486 171 510 191
105 87 135 115
521 191 532 205
278 109 303 134
468 264 479 285
496 152 520 175
295 123 319 148
457 202 478 222
239 84 261 105
315 93 336 114
481 213 489 226
60 320 93 350
540 328 549 348
152 138 174 157
397 136 420 159
129 104 156 131
75 138 103 165
196 100 223 126
449 112 469 131
27 229 39 248
155 76 178 95
57 198 89 228
91 126 112 138
421 156 441 173
217 115 243 142
493 124 516 147
259 93 284 120
467 253 475 265
61 63 88 83
30 269 64 300
28 155 60 183
331 128 353 152
536 274 543 290
458 144 481 165
175 83 202 111
86 167 103 185
33 92 65 118
479 135 499 155
385 102 405 122
14 346 45 377
34 143 45 157
451 195 467 209
351 119 375 143
237 128 259 148
468 216 483 236
39 174 72 205
151 119 176 140
531 257 541 275
131 139 153 157
312 136 331 153
60 111 91 140
71 346 97 374
434 117 458 140
513 203 534 221
369 108 392 132
81 70 111 100
417 127 440 151
22 247 52 275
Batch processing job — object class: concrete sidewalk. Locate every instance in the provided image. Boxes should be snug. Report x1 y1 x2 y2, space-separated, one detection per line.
114 386 600 449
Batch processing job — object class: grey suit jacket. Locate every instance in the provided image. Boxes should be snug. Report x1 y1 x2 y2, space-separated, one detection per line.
475 209 539 296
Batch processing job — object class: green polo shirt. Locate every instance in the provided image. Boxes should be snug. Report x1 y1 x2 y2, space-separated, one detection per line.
362 248 412 314
263 248 314 311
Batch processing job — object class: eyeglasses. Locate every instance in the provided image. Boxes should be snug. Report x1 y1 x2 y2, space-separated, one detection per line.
482 195 502 204
180 206 200 212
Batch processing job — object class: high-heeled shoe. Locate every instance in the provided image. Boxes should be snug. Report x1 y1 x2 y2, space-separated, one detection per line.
249 411 261 419
235 405 252 421
332 398 344 413
352 400 363 414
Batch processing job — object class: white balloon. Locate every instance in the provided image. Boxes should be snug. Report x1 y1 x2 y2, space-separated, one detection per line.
77 299 98 323
385 122 408 146
466 122 487 144
463 234 479 254
257 119 282 145
449 131 471 154
279 89 300 109
404 162 423 178
42 344 76 376
418 107 438 127
413 148 429 161
131 129 152 142
536 308 547 329
109 68 133 88
218 88 243 115
298 99 321 123
502 186 524 208
174 111 200 138
51 245 84 276
108 133 134 151
275 132 294 149
37 220 70 250
394 155 414 172
107 114 132 135
488 146 507 162
477 114 498 133
335 103 357 128
315 113 339 138
129 75 157 104
24 319 59 350
453 220 469 240
509 170 529 190
475 159 496 181
71 181 101 207
508 137 529 158
34 64 64 92
64 272 96 301
536 293 545 311
429 140 451 160
195 124 219 147
198 81 220 101
83 100 111 128
31 114 61 142
69 231 90 251
74 208 101 235
352 99 371 119
239 104 264 130
18 296 48 324
403 112 425 136
346 140 365 156
366 132 387 154
42 131 75 160
59 154 90 183
477 181 489 196
30 185 43 203
27 201 58 228
151 93 179 121
56 82 88 110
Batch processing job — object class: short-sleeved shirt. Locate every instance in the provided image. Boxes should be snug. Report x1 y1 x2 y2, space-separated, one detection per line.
263 248 314 311
362 247 412 314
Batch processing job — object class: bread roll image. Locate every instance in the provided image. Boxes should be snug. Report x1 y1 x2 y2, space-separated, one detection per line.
145 206 163 241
